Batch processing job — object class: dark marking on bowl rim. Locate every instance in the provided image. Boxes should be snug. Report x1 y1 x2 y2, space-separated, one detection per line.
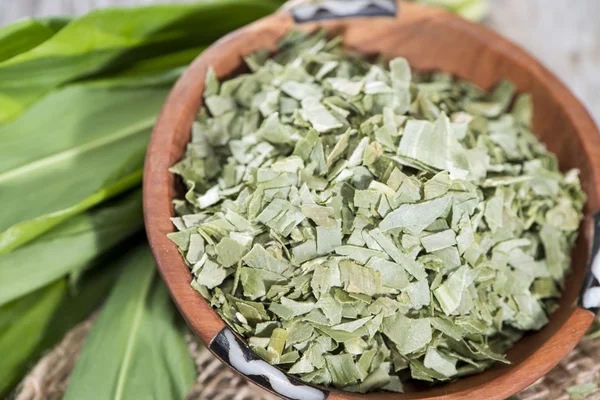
579 212 600 313
292 0 397 23
211 327 329 400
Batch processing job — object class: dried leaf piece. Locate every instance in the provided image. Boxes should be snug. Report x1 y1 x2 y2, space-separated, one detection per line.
390 58 411 114
365 258 409 291
406 280 431 310
397 114 469 179
242 244 290 275
325 354 362 388
368 228 427 280
410 359 448 382
339 260 383 296
466 80 515 118
195 259 228 289
424 348 458 377
317 223 343 255
421 230 457 253
434 265 475 315
215 236 248 267
382 314 432 355
380 195 451 235
301 97 344 133
302 204 337 227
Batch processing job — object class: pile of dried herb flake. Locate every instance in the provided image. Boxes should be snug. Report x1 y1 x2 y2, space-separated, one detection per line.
168 30 585 393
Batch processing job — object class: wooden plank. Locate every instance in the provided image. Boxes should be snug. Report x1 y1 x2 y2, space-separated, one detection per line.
488 0 600 125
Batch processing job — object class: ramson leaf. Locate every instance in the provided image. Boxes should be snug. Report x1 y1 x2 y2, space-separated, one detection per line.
0 190 143 306
64 246 196 400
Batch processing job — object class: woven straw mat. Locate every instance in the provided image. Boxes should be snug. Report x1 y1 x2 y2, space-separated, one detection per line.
13 313 600 400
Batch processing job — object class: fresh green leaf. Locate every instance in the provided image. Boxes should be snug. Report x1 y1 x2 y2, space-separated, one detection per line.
0 1 282 122
0 17 69 64
0 280 65 395
0 257 121 397
0 82 168 254
64 245 196 400
0 190 143 306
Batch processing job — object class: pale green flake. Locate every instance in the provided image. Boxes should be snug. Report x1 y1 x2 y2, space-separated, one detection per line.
276 297 318 318
311 262 341 295
434 265 475 315
281 81 323 100
302 204 336 227
186 233 205 264
215 237 248 267
317 223 342 255
424 171 451 199
325 354 362 387
301 97 343 133
339 260 383 296
546 200 580 231
366 258 410 291
257 113 294 145
332 316 372 332
406 280 431 310
390 58 411 114
334 245 388 264
242 244 289 275
420 230 457 253
197 186 220 209
326 77 364 97
204 68 220 97
196 259 228 289
397 114 469 179
326 129 351 168
540 224 567 280
240 268 286 299
484 188 504 231
292 239 318 265
368 229 427 280
382 314 432 355
430 317 466 341
205 95 235 117
424 348 457 377
380 195 451 235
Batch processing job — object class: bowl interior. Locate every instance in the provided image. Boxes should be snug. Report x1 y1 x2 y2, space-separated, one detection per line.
144 2 600 399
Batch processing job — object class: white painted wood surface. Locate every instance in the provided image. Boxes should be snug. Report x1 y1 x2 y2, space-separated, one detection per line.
1 0 599 124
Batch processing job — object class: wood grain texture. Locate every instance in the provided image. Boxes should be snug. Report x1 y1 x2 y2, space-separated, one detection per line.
487 0 600 126
144 1 600 399
2 0 599 126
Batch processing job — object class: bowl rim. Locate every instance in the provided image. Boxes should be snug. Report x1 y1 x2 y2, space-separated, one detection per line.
143 2 600 399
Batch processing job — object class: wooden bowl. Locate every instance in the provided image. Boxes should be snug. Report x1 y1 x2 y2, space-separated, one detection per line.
144 1 600 399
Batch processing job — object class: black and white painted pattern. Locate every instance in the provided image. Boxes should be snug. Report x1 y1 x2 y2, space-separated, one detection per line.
211 327 328 400
292 0 397 23
580 212 600 313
